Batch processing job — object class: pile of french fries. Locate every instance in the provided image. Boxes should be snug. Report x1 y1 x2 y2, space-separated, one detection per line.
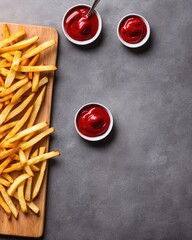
0 24 60 219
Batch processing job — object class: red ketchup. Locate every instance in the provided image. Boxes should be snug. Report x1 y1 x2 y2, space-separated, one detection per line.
119 16 147 44
64 5 99 41
76 104 110 137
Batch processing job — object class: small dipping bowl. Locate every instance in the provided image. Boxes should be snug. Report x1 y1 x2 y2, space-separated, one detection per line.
74 102 113 141
62 4 102 45
117 13 150 48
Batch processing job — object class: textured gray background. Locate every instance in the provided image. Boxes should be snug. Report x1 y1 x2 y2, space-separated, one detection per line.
1 0 192 239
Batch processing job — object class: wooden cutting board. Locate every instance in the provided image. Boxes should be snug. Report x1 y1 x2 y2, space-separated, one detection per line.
0 22 58 237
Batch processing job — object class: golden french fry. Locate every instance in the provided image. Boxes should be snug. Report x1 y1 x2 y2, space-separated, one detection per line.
18 65 57 72
1 173 13 183
0 121 19 133
27 201 39 214
21 40 55 61
7 173 30 196
25 177 32 201
32 160 47 199
4 105 33 141
0 67 26 79
0 53 14 62
3 162 22 173
5 50 22 88
18 180 27 213
11 81 31 103
32 71 40 92
0 184 18 218
0 195 11 215
0 102 15 125
0 29 25 49
20 43 38 66
26 86 46 129
21 127 54 150
2 24 10 39
0 156 13 174
28 151 60 166
5 93 34 122
30 165 40 171
0 36 39 53
0 177 11 187
7 121 48 143
0 130 10 140
19 148 27 165
0 77 28 97
0 148 18 160
0 93 13 103
18 149 34 176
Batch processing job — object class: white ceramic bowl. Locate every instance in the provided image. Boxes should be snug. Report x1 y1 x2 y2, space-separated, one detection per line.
62 4 102 45
74 102 113 141
117 13 150 48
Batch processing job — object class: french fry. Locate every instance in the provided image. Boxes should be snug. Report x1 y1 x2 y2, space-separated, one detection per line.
0 53 14 62
32 71 40 92
18 181 27 213
32 160 47 200
0 184 18 218
20 43 38 66
0 102 15 125
3 162 23 173
2 24 10 39
0 93 14 103
28 151 60 166
27 201 39 214
18 65 57 72
0 195 11 215
30 165 40 172
0 177 11 187
5 50 22 88
19 149 34 176
0 29 25 49
26 85 46 129
0 77 28 97
5 93 34 122
21 127 54 150
0 36 39 53
11 81 31 103
7 121 48 143
1 173 13 183
7 173 30 196
21 40 55 61
0 148 18 161
25 177 32 202
4 106 33 141
0 67 26 79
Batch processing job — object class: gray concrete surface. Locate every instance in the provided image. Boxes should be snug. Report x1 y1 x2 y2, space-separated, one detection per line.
1 0 192 239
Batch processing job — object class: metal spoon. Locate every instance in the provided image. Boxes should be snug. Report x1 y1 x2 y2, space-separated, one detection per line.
87 0 101 18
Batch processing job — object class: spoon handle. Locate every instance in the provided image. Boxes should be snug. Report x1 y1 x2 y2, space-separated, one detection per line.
87 0 101 18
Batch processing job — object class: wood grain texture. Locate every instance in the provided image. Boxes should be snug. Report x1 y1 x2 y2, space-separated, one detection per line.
0 22 58 237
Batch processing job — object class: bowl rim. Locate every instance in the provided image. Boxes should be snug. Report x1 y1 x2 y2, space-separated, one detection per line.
74 102 113 141
117 13 150 48
62 4 102 45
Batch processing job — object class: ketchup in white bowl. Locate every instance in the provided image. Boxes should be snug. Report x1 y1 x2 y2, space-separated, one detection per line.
62 4 102 45
117 13 150 48
74 103 113 141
